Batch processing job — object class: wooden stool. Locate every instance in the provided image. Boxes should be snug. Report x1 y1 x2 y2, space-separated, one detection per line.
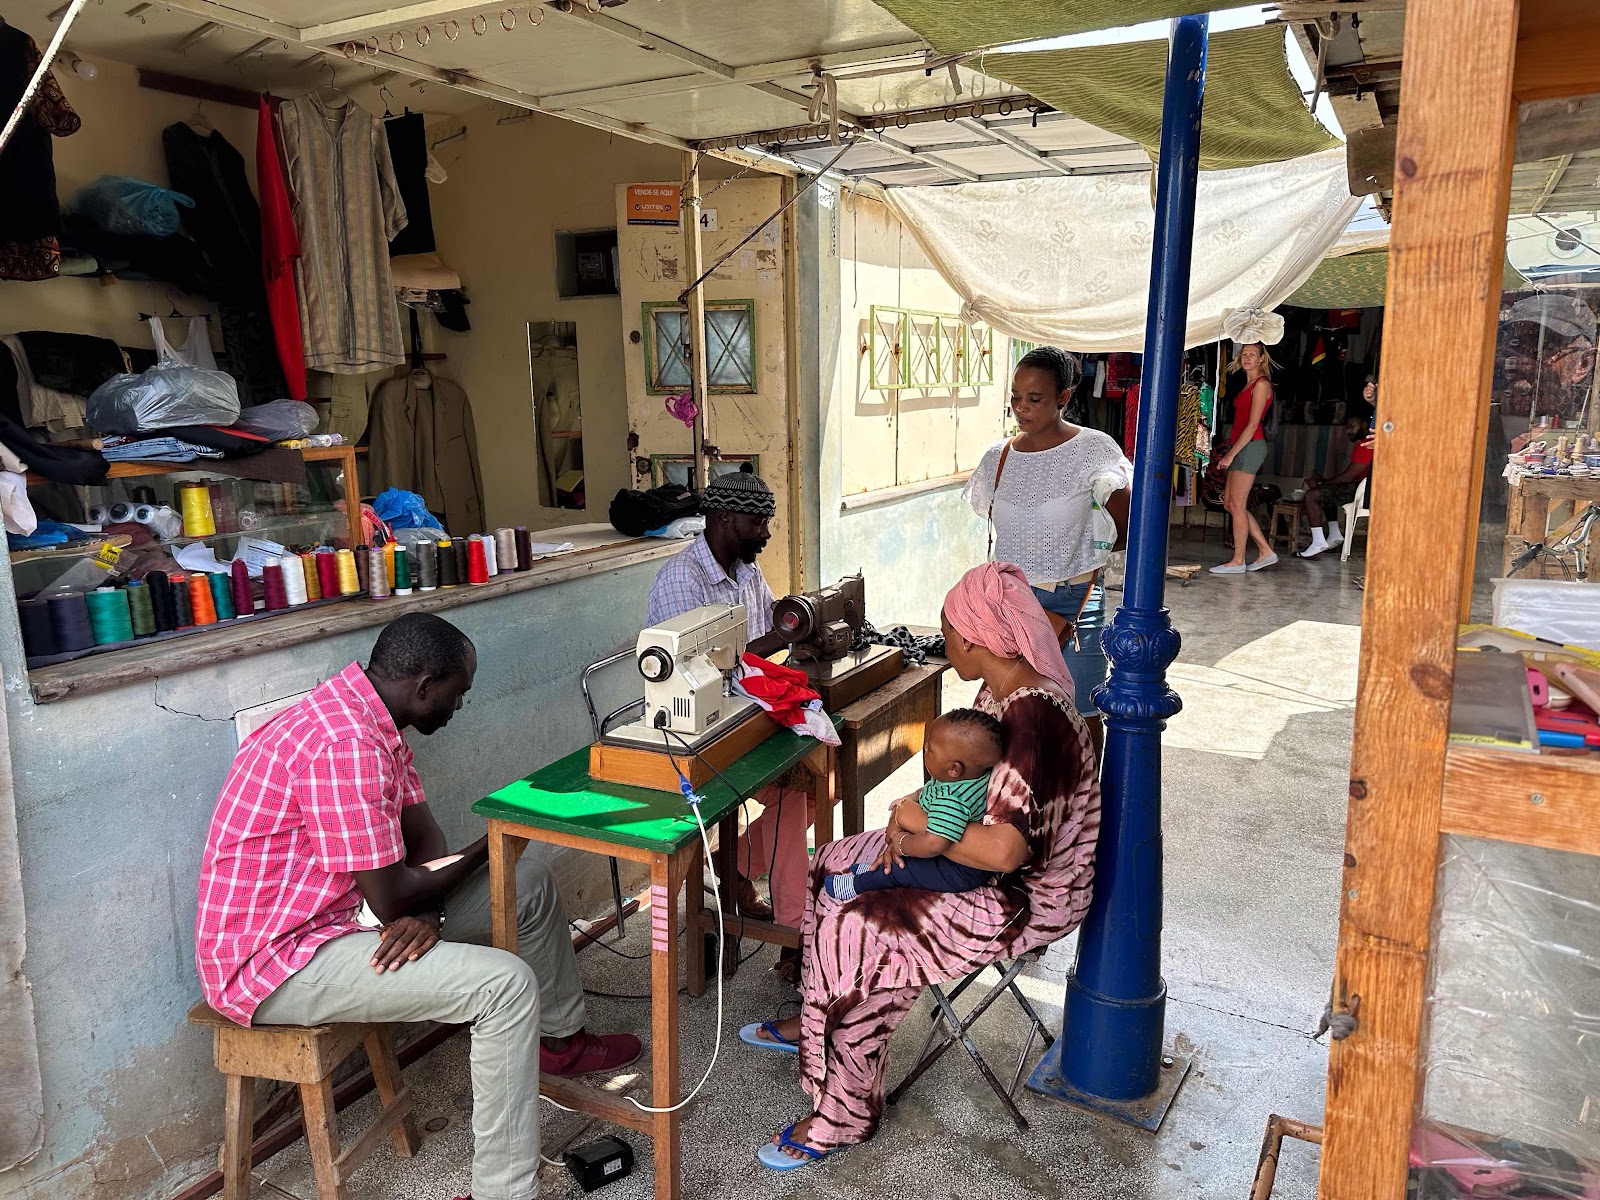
1269 501 1304 554
189 1003 421 1200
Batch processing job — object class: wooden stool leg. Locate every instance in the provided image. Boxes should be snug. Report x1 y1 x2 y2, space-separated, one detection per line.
222 1073 256 1200
299 1076 349 1200
364 1030 421 1158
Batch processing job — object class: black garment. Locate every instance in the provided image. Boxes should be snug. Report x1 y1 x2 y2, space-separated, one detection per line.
0 20 75 244
435 289 470 332
16 331 126 395
0 343 23 427
161 123 287 405
59 213 212 295
385 112 435 256
0 412 108 485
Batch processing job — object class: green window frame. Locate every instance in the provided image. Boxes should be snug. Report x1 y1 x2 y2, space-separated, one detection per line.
868 304 994 390
642 299 758 395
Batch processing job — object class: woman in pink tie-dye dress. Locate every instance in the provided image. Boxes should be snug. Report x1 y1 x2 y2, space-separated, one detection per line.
747 563 1102 1169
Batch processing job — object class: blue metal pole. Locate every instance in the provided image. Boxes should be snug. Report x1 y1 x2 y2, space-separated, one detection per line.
1031 14 1207 1114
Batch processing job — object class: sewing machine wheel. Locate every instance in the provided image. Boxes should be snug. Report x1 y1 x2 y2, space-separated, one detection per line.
637 646 673 682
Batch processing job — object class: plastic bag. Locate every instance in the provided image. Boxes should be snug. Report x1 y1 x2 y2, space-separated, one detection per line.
372 489 444 532
69 175 194 238
87 361 241 434
232 400 319 440
1087 462 1134 569
1493 579 1600 651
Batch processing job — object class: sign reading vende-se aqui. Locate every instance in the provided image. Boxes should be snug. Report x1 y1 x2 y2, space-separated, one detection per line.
626 183 681 227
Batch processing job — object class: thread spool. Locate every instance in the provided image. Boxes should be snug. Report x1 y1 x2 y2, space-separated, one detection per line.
301 551 322 601
336 549 361 596
147 572 177 632
188 574 218 626
453 538 469 586
392 544 413 596
414 539 438 591
262 561 288 611
437 539 458 587
515 526 532 571
86 587 134 645
315 550 340 600
108 500 136 525
126 579 157 636
385 542 396 588
88 504 109 525
281 555 309 606
482 532 499 577
132 503 157 525
231 559 255 617
171 573 193 628
48 592 94 652
20 597 56 657
177 482 216 537
355 545 370 594
494 527 517 573
209 570 236 620
466 535 489 584
208 482 238 534
367 545 390 599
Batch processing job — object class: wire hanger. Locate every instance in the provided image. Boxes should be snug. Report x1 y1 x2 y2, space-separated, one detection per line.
186 97 213 135
379 83 396 117
315 59 349 108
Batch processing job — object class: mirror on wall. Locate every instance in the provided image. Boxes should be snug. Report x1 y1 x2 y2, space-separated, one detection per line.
527 321 584 510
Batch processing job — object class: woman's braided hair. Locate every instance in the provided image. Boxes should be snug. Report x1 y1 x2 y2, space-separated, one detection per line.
1017 345 1083 397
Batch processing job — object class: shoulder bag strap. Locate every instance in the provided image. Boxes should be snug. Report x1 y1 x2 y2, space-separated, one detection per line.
986 439 1015 560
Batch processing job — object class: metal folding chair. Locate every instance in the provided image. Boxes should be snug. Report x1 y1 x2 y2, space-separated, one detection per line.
886 955 1056 1131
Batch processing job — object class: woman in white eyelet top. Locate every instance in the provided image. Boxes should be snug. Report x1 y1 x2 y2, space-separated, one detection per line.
963 346 1132 754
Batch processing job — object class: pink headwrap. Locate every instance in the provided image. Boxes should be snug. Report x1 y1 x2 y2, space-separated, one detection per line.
944 562 1078 702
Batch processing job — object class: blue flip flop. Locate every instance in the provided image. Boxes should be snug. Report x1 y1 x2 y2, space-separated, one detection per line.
756 1123 834 1171
739 1021 799 1054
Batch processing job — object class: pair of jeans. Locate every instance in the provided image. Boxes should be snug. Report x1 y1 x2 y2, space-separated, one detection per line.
851 854 992 894
1033 580 1108 717
253 856 585 1200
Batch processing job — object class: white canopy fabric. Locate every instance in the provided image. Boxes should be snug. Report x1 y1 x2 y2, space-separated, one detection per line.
885 146 1360 353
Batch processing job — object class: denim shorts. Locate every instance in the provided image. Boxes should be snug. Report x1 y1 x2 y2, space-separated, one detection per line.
1033 581 1108 717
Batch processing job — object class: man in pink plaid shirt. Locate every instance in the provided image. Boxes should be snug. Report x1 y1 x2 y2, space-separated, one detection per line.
196 613 638 1200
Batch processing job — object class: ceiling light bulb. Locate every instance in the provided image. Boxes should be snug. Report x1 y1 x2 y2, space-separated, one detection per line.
66 53 96 79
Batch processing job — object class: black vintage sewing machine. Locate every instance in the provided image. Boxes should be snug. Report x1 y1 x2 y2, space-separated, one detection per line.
771 573 903 710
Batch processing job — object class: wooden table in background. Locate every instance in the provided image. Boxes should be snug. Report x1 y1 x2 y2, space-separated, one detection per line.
1504 473 1600 578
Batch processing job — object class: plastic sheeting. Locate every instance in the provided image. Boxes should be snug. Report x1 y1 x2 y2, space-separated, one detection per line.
885 146 1359 353
1415 836 1600 1194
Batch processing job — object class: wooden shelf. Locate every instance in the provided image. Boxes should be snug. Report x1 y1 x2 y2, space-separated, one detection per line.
26 443 359 487
1440 743 1600 856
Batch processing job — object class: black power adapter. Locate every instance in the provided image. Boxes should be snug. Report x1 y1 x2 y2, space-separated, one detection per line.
564 1136 634 1193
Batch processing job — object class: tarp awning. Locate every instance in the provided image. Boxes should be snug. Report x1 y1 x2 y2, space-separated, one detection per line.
886 146 1360 352
982 26 1338 171
871 0 1222 54
1286 247 1532 310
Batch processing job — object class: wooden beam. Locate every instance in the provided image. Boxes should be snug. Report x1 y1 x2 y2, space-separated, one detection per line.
959 117 1075 176
1318 1 1522 1198
1345 123 1397 195
1440 746 1600 856
1513 21 1600 102
1529 152 1572 214
683 151 711 491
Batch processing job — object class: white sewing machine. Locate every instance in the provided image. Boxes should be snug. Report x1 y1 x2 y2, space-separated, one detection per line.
602 603 761 751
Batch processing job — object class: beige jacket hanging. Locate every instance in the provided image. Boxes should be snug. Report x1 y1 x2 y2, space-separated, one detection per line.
368 371 484 536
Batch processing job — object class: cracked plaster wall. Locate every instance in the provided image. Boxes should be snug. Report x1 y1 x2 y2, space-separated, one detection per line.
0 563 657 1200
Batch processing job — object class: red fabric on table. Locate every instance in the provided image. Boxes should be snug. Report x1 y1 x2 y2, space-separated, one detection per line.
258 97 307 401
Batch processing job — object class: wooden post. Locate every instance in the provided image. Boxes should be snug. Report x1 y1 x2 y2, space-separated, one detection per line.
682 151 711 491
649 851 683 1200
1319 1 1522 1197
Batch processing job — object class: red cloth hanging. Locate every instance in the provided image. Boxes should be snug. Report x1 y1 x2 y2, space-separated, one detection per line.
1123 382 1141 456
257 97 307 401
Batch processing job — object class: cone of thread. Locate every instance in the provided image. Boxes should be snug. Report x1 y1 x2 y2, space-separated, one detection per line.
315 550 340 600
437 539 458 587
209 570 236 620
178 481 216 537
495 527 516 573
19 597 56 657
231 559 255 617
393 545 413 595
126 579 157 636
482 532 499 577
367 545 391 599
515 526 532 571
86 587 133 645
147 572 177 631
48 592 94 652
281 555 309 606
467 536 489 584
414 539 438 591
172 574 194 627
301 552 322 601
336 548 361 595
355 545 371 594
262 562 288 611
188 574 218 625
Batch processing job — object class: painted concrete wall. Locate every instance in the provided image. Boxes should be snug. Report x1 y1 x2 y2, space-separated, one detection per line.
426 112 700 530
615 177 797 593
0 58 255 354
0 559 662 1200
807 183 1008 629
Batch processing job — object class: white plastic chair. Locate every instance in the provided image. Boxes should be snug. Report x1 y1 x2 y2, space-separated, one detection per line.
1341 478 1371 562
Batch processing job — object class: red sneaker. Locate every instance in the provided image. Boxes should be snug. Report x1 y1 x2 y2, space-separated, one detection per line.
540 1030 642 1078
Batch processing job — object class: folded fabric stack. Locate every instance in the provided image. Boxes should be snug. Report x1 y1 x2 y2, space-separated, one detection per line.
101 436 224 463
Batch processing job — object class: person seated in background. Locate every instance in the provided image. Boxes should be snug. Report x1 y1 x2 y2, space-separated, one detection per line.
1299 412 1374 558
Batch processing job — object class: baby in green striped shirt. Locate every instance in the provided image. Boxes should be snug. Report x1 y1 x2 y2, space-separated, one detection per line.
825 708 1005 901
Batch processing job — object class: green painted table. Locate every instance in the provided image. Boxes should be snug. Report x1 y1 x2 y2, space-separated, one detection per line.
470 726 834 1200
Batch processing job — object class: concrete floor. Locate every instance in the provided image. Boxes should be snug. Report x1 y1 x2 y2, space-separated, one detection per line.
248 527 1364 1200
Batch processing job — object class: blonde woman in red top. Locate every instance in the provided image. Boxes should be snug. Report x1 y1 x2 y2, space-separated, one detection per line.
1210 341 1278 574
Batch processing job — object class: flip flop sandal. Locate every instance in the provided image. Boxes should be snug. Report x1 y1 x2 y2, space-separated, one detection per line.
739 1021 799 1054
757 1123 837 1171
